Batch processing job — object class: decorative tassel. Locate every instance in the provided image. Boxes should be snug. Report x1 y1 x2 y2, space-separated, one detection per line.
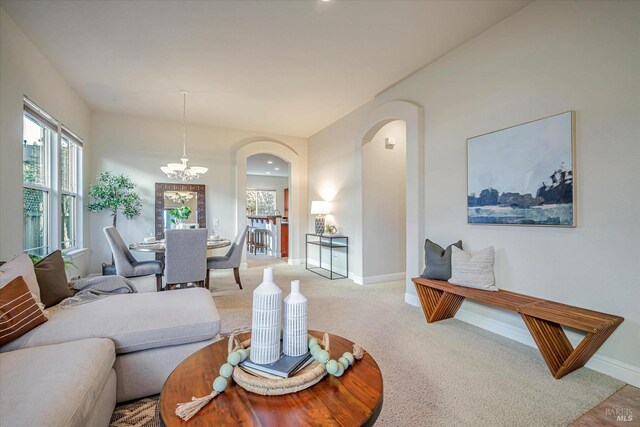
322 332 331 352
175 390 219 421
352 343 365 360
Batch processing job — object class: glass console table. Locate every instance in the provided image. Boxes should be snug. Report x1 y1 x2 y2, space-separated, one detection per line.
305 234 348 280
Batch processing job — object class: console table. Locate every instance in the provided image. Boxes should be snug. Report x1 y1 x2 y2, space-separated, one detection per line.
305 234 348 280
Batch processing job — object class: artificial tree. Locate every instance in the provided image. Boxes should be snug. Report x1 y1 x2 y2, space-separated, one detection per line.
88 172 142 228
88 172 142 273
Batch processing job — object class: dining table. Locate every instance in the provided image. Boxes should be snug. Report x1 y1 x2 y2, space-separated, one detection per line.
129 238 231 256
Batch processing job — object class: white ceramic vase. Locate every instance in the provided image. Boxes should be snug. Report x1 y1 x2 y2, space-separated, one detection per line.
283 280 308 357
250 267 282 364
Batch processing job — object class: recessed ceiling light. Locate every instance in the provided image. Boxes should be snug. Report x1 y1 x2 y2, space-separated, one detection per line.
266 171 271 174
267 160 273 164
274 167 280 171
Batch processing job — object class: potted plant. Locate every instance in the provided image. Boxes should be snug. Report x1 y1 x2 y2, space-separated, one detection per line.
87 172 142 275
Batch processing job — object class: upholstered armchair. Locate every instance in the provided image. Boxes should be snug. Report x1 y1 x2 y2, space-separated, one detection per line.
103 226 164 291
205 226 249 290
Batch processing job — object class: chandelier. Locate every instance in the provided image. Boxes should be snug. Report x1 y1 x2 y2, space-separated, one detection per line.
161 91 208 181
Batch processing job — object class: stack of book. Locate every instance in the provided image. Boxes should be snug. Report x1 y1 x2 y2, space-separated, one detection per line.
239 350 312 379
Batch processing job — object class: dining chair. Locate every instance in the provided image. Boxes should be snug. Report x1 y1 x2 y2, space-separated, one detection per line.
103 226 163 292
164 228 208 290
205 226 249 290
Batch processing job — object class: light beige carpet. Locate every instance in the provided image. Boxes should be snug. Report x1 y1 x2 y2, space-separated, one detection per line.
112 261 624 426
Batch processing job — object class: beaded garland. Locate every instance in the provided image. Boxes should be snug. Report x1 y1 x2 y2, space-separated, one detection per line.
175 332 364 422
212 334 353 393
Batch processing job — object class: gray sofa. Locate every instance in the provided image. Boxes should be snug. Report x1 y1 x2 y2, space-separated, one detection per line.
0 287 221 427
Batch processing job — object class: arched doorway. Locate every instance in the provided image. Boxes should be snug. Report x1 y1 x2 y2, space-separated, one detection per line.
355 101 424 303
235 139 302 266
362 120 407 283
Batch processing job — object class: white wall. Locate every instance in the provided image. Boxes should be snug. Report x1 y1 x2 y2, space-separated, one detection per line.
308 105 370 278
88 111 307 273
246 174 289 215
309 0 640 383
362 120 406 278
0 7 91 273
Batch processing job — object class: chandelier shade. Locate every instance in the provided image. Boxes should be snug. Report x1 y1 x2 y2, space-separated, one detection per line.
161 91 208 181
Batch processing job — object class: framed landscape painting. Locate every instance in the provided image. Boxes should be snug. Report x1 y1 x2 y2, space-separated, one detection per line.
467 111 576 226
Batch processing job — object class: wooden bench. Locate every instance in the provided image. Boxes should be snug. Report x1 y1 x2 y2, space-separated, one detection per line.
412 277 624 379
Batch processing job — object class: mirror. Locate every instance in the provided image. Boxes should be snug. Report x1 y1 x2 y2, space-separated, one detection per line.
163 190 198 229
155 183 206 240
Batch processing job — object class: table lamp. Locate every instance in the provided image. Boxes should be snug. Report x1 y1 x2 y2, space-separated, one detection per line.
310 201 331 235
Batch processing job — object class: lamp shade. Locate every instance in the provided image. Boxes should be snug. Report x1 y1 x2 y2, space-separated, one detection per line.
190 166 209 174
310 200 331 215
167 162 186 171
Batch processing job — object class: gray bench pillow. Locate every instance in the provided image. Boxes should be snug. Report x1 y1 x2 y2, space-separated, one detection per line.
420 239 462 280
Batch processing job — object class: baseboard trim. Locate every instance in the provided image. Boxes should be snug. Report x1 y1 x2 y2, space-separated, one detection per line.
405 292 419 306
455 307 535 347
349 272 407 286
360 272 406 285
454 307 640 387
349 273 363 285
585 354 640 388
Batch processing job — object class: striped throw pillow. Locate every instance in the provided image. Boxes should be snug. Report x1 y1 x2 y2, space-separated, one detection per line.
0 276 47 346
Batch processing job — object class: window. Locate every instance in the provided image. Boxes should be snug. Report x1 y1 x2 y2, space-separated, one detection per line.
246 189 277 216
60 129 82 250
22 98 83 255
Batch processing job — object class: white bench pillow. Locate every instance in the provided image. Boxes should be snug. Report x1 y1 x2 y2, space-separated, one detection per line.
448 246 498 291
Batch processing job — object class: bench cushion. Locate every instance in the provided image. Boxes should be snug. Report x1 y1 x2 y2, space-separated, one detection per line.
0 287 220 354
0 338 115 427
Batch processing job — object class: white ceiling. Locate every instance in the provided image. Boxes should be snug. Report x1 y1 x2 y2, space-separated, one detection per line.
2 0 531 137
247 154 289 177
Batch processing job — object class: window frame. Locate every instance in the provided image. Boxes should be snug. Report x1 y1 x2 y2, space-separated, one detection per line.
22 110 54 256
22 97 84 255
59 127 83 251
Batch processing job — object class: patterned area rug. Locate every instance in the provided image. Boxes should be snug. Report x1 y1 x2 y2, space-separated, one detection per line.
110 397 159 427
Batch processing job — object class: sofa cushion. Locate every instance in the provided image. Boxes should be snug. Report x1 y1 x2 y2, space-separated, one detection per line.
0 287 221 354
0 276 47 346
35 250 74 308
0 252 41 303
0 338 115 427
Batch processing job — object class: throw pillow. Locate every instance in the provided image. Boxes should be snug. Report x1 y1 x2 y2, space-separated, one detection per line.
0 252 41 303
421 239 462 280
34 250 73 308
0 276 47 346
448 246 498 291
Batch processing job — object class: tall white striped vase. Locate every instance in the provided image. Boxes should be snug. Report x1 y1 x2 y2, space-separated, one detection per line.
283 280 308 357
250 267 282 364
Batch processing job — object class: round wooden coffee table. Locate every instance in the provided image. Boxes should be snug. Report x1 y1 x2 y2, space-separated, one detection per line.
159 331 383 426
